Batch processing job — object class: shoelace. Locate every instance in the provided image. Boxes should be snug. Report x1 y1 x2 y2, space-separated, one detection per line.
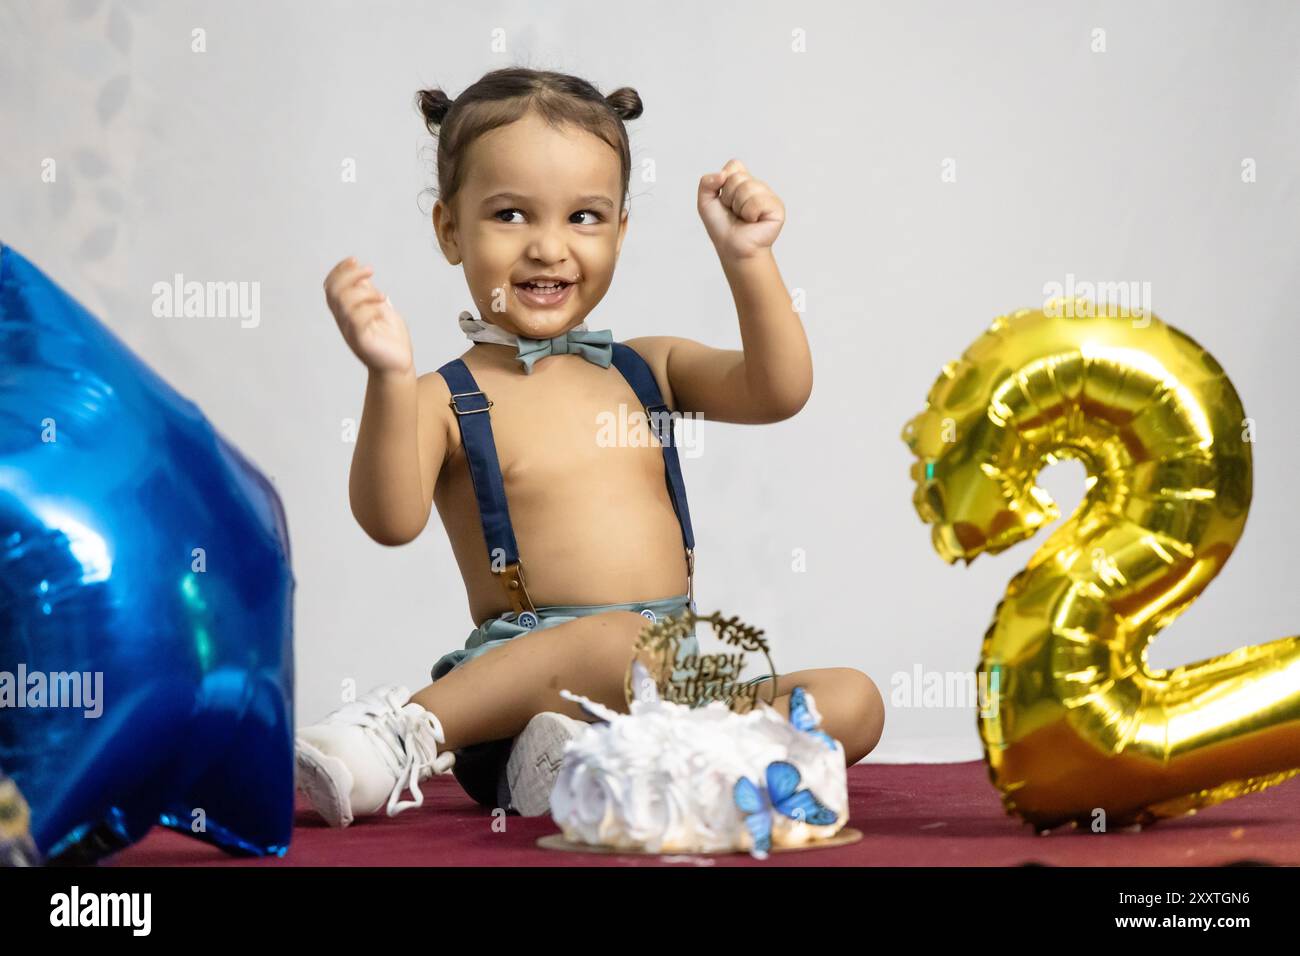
329 688 456 816
386 707 457 816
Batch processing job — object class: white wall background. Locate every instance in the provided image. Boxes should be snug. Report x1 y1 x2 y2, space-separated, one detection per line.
2 0 1298 761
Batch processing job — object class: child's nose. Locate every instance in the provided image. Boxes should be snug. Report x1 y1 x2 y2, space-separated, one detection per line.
525 227 571 263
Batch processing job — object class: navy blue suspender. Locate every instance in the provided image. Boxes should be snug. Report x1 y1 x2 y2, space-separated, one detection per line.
435 360 532 613
610 343 696 606
437 343 695 617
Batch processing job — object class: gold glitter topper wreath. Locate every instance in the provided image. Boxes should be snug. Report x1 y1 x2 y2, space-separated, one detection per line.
625 609 777 713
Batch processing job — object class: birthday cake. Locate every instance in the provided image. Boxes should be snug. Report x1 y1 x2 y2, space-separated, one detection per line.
549 678 849 858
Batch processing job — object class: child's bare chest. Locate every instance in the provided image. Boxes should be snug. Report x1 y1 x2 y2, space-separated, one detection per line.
432 352 687 617
445 358 663 485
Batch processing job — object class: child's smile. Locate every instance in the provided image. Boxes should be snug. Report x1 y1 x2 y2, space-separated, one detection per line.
511 274 578 310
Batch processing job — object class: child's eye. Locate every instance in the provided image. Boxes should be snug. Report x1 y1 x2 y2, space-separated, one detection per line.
492 208 604 225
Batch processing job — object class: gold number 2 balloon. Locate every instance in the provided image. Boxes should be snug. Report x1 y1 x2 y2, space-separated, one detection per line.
901 302 1300 831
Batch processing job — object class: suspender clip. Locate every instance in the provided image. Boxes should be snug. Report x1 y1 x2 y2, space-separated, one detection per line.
497 560 538 616
686 547 695 606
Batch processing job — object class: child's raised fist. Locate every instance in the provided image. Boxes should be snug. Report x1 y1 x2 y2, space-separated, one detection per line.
697 159 785 260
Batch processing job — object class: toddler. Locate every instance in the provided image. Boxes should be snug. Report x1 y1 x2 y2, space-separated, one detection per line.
298 67 885 826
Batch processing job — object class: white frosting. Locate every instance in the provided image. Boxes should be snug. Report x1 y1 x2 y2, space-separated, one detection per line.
549 692 849 855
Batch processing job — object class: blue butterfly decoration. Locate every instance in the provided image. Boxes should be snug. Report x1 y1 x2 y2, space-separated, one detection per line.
732 760 838 859
788 686 839 751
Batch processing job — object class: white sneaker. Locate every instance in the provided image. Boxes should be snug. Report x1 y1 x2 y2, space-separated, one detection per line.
295 684 455 827
505 712 590 817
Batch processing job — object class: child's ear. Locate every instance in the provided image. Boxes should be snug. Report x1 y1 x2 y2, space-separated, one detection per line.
614 206 629 257
432 199 461 265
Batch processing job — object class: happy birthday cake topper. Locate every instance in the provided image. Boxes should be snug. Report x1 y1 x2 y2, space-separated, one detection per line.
625 609 777 713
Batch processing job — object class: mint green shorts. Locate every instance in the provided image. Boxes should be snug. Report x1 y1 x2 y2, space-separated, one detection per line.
430 592 703 683
429 592 774 809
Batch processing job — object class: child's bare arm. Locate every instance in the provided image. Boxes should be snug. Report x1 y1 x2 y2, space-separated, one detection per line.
624 159 810 424
325 256 446 545
626 324 810 425
347 369 449 545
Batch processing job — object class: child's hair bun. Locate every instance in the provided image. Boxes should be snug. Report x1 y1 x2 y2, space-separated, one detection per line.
604 87 643 122
417 88 454 133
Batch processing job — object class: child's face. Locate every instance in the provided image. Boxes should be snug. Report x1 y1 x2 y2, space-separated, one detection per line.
434 111 629 339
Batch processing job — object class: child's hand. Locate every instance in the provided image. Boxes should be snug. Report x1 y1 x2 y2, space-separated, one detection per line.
697 159 785 260
324 257 414 375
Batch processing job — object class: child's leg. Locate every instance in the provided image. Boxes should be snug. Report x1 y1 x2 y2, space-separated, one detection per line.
408 610 653 751
296 609 652 826
757 668 885 765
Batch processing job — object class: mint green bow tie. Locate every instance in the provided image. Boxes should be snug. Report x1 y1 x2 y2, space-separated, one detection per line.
515 328 614 375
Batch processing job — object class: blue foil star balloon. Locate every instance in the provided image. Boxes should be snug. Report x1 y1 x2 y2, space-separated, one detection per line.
0 244 295 860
